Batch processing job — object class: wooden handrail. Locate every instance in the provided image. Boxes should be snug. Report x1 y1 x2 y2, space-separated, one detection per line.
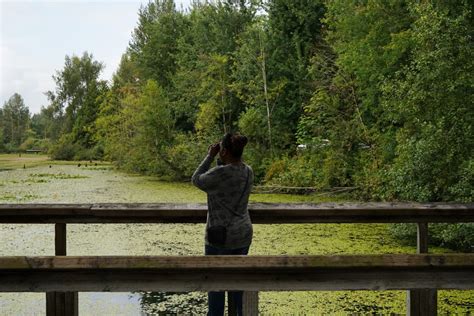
2 202 473 315
2 254 473 270
1 254 473 292
1 202 473 223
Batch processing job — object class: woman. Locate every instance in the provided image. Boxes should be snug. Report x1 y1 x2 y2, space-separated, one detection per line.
191 132 253 316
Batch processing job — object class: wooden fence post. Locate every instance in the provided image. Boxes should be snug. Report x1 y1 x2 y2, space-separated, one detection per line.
407 222 437 316
46 223 78 316
228 291 258 316
243 291 259 315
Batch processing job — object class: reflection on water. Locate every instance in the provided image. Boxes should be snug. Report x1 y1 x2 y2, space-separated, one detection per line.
81 293 142 315
140 292 207 315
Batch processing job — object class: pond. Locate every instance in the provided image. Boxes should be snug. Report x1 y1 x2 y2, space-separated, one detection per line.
0 154 472 315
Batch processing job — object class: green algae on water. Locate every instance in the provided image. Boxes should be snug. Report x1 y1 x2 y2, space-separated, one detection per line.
0 154 472 315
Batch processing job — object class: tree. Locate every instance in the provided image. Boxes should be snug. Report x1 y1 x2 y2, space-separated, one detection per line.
232 19 287 155
129 0 187 88
227 0 327 180
138 80 177 174
171 0 255 133
46 52 107 151
383 2 474 202
1 93 30 149
194 54 234 137
324 0 413 130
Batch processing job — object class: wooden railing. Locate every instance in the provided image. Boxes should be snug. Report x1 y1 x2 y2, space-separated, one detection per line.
2 254 474 292
1 202 473 316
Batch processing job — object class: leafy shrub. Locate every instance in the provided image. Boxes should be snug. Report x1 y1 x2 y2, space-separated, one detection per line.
19 136 52 153
49 135 80 160
73 145 103 161
389 223 474 252
447 159 474 202
49 133 103 161
264 153 324 188
166 133 207 180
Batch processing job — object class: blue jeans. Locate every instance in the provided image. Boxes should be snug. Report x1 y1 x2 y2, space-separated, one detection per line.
205 244 250 316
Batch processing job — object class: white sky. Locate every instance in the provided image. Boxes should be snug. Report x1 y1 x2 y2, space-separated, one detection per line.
0 0 191 114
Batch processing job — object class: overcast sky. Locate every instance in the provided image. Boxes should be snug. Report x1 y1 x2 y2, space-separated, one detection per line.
1 0 191 114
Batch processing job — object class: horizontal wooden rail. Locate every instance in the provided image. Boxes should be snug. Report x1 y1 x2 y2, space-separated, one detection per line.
3 254 474 270
1 202 473 223
2 203 473 315
1 254 473 292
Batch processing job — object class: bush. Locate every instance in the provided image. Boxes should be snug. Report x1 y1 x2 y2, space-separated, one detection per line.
166 133 207 180
49 134 103 161
3 142 18 153
19 136 52 153
389 223 474 253
49 135 80 160
264 153 324 188
73 145 103 161
447 159 474 202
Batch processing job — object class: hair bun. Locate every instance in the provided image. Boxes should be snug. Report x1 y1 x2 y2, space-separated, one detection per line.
241 135 248 146
222 132 248 158
232 134 248 148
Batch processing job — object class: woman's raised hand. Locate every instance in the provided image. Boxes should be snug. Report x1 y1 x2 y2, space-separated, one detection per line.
208 143 220 158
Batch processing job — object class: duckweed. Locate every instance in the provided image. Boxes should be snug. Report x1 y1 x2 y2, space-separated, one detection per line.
0 155 472 314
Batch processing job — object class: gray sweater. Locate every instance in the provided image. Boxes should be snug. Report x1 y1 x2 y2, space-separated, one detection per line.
192 155 253 249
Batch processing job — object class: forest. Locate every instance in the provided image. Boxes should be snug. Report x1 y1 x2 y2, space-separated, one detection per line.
1 1 472 248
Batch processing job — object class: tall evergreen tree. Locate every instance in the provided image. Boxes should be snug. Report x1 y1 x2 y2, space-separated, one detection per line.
1 93 30 148
264 0 327 148
129 0 187 88
46 52 107 147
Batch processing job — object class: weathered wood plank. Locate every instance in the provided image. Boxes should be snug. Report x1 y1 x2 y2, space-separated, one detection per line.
1 268 473 292
64 292 78 316
408 289 437 316
228 294 237 316
416 222 429 254
46 292 55 315
55 223 66 256
0 202 473 223
407 223 437 316
243 291 258 316
47 224 77 316
2 254 473 270
1 255 473 292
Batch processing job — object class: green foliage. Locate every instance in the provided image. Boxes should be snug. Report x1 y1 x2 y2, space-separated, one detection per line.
18 129 46 152
448 159 474 202
49 134 80 160
97 79 177 175
129 0 187 87
433 224 474 252
382 2 473 202
42 52 108 160
30 106 63 143
387 125 460 201
390 223 474 252
0 93 30 151
50 133 102 161
29 0 473 252
238 107 267 145
265 0 326 139
193 53 235 136
170 1 255 135
264 154 322 188
166 133 207 179
264 148 354 189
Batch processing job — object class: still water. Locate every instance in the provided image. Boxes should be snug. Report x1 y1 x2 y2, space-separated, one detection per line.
1 157 472 314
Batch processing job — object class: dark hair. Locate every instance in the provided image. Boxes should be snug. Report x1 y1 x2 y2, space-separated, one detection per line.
221 133 248 158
